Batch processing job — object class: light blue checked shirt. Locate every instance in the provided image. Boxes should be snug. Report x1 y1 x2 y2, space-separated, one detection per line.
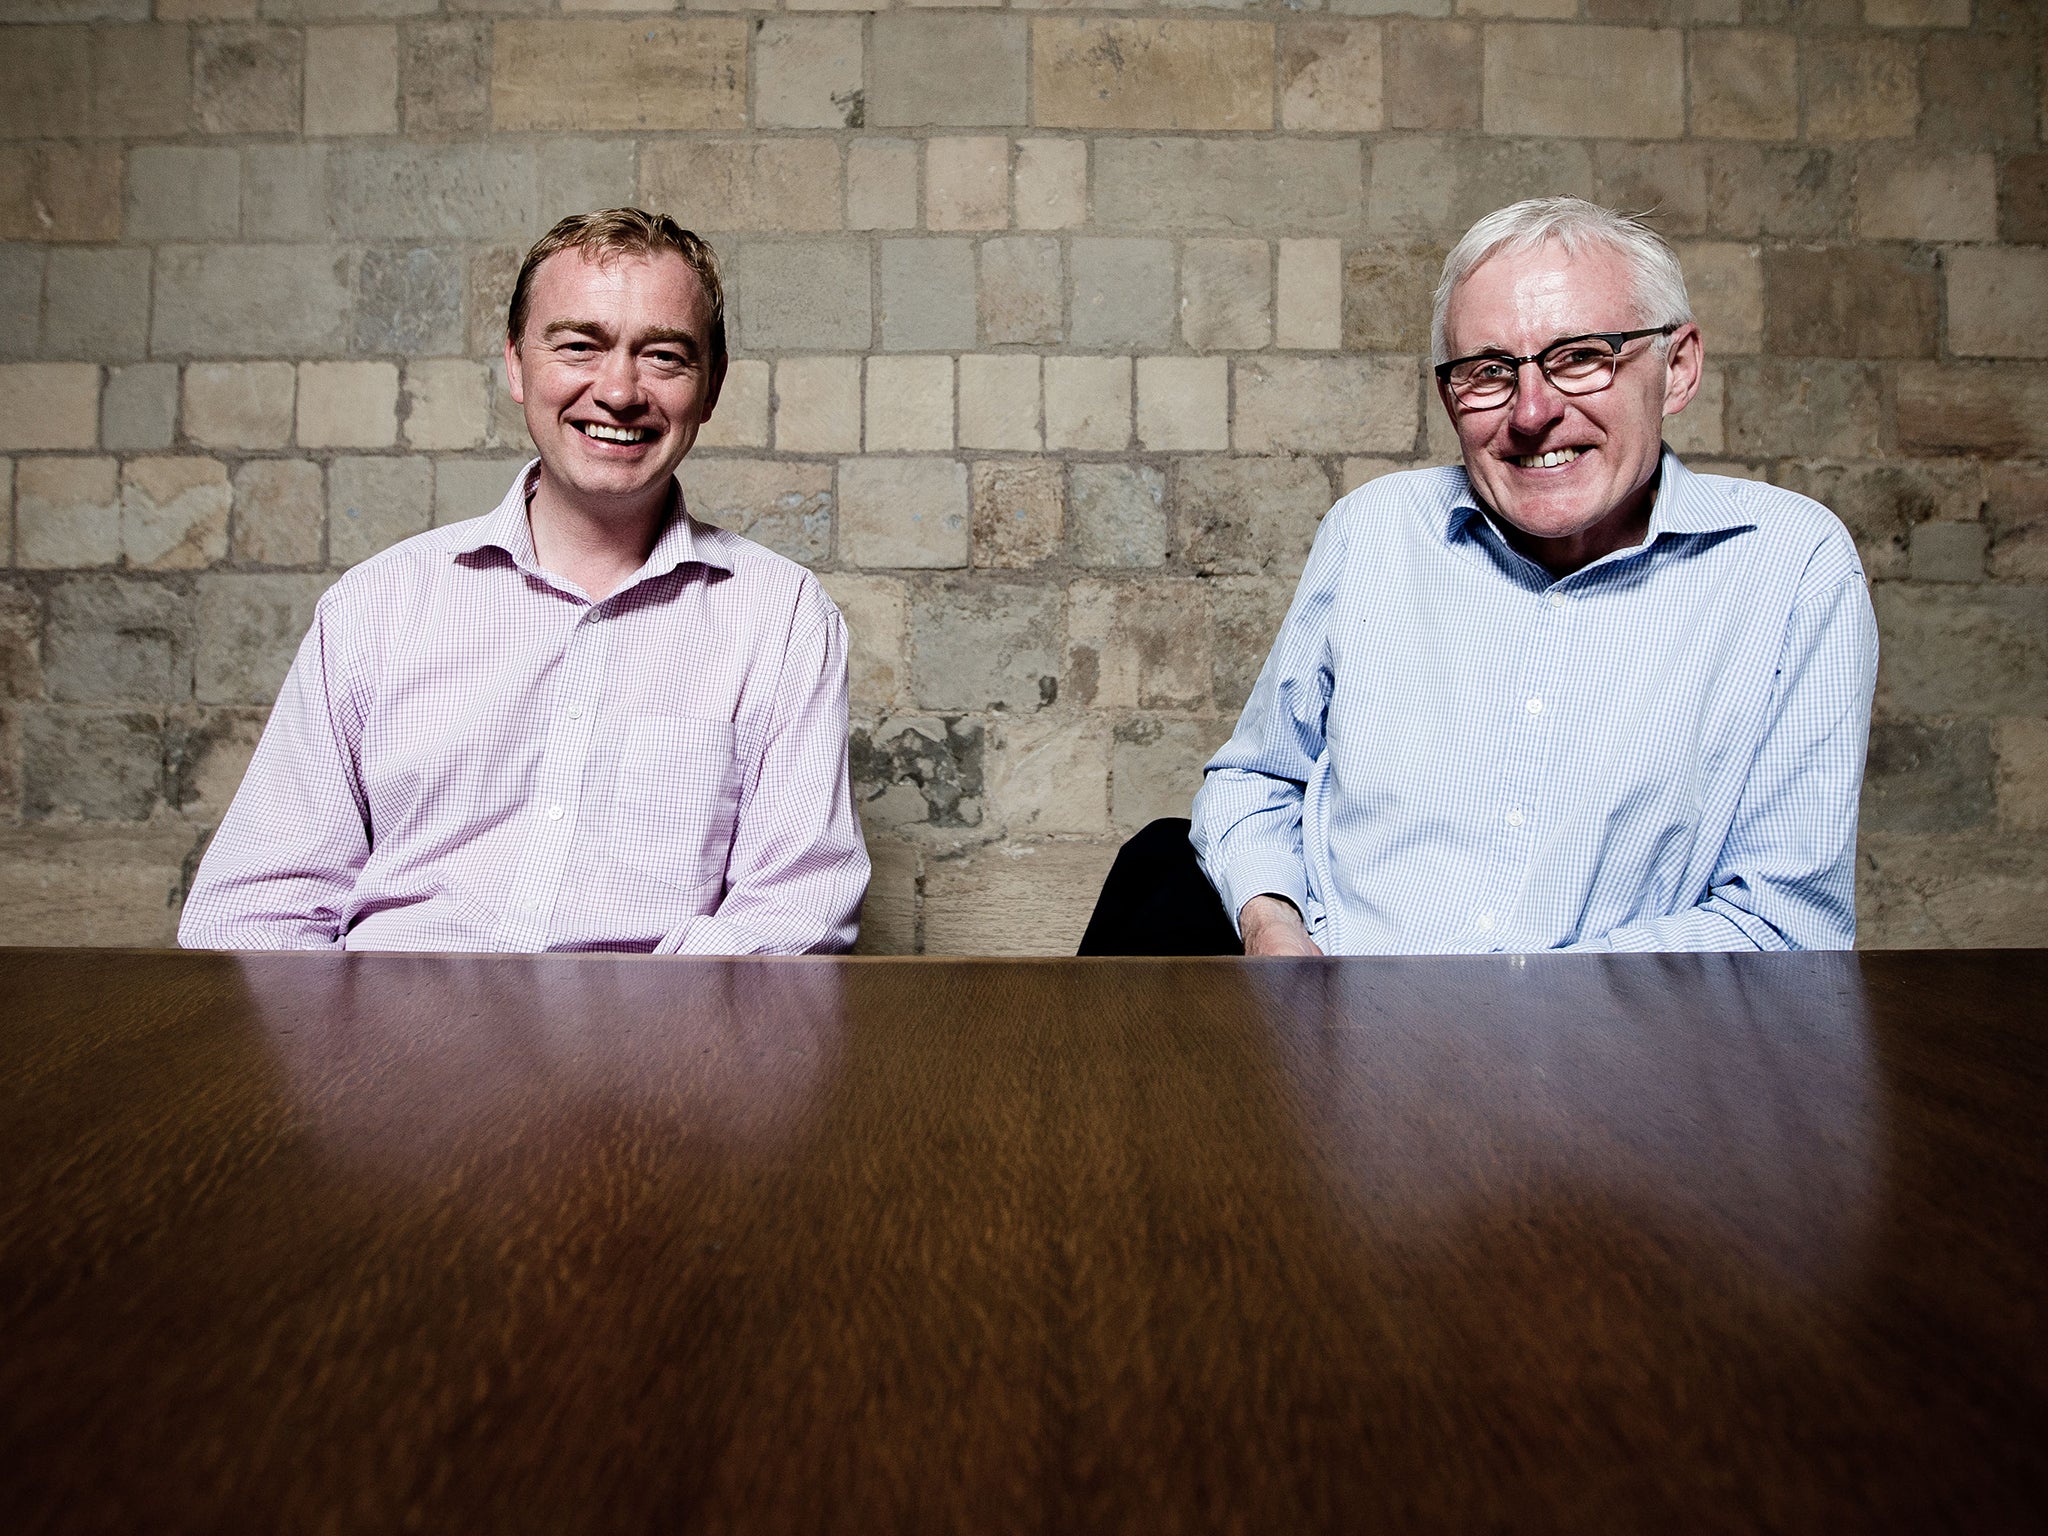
1192 451 1877 954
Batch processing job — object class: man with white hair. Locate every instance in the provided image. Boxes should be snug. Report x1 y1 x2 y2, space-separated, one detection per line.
1188 197 1877 956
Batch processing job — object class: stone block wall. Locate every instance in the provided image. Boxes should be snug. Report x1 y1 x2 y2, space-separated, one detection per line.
2 0 2044 953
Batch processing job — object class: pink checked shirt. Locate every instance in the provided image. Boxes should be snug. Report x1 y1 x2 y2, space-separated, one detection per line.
180 463 869 954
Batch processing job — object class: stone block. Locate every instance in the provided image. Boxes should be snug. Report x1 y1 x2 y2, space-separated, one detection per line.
927 139 1009 233
1280 22 1383 133
755 17 864 131
193 26 302 136
0 144 123 245
165 704 268 821
125 146 240 242
153 246 353 359
101 364 178 453
41 248 149 363
1763 246 1936 359
432 457 527 528
1070 463 1167 568
15 457 119 569
1909 521 1989 584
1234 358 1416 455
1112 716 1231 835
240 144 328 241
1857 832 2048 950
1210 574 1295 714
1947 249 2048 361
849 713 985 831
1802 36 1917 142
2002 155 2048 245
1860 720 1993 836
1704 147 1852 239
1071 239 1176 351
0 365 100 453
297 362 399 450
922 840 1117 958
691 359 768 452
305 25 399 136
484 356 528 452
910 578 1061 712
0 821 203 947
43 576 192 703
1688 30 1797 141
0 580 39 701
842 457 969 569
731 240 874 353
1461 0 1573 14
352 246 464 357
1033 19 1272 132
327 455 430 567
1771 460 1983 580
675 457 832 566
327 143 535 243
1014 139 1087 231
265 0 437 17
1875 586 2048 718
1044 356 1131 452
183 362 295 451
1276 239 1343 351
21 708 164 821
851 834 919 957
401 21 490 136
1723 360 1881 459
774 357 862 455
492 20 747 132
1066 577 1212 712
1919 34 2036 151
641 140 841 234
846 140 918 231
1180 240 1270 353
1592 143 1709 239
196 572 334 705
468 246 520 355
1135 356 1228 453
879 239 976 353
121 457 230 572
970 459 1062 568
0 248 39 361
958 355 1040 452
1676 242 1762 356
1178 454 1331 579
1986 463 2048 581
1367 135 1593 238
870 17 1027 128
979 237 1062 347
817 572 906 710
1855 149 1996 243
986 713 1110 837
0 26 91 140
1096 139 1362 235
233 459 325 567
1864 0 1969 21
1896 365 2048 457
401 359 489 451
1344 242 1440 354
537 140 636 230
865 356 954 452
1994 719 2048 833
1483 24 1682 140
1382 18 1478 133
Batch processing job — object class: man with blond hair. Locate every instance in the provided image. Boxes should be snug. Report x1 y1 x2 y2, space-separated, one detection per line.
182 209 869 954
1189 197 1877 956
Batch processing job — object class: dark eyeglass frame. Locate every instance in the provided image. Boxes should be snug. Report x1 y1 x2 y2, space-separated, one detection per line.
1434 324 1682 407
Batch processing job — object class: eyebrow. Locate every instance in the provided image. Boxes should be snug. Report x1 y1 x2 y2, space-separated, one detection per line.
540 319 702 356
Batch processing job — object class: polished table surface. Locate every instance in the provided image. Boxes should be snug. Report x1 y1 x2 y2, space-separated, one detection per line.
2 948 2044 1533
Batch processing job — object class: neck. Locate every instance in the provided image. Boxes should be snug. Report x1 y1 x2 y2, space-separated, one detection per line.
526 476 672 602
1494 468 1660 580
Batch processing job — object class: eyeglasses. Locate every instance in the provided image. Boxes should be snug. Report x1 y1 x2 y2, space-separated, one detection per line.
1434 325 1680 409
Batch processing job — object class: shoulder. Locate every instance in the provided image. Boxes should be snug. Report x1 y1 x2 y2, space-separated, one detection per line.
1324 463 1468 536
313 520 477 627
1678 464 1866 596
686 515 841 631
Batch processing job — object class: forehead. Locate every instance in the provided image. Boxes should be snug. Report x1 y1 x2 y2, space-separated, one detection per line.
1446 239 1640 351
524 247 712 329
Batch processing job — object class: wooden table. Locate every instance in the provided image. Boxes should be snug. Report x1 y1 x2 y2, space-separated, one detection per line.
2 949 2044 1533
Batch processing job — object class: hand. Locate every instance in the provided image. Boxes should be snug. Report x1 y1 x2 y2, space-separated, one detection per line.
1239 895 1324 958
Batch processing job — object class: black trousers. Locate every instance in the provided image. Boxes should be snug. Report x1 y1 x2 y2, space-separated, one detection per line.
1076 818 1242 956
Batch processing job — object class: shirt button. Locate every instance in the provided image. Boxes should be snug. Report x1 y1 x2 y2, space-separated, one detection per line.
567 704 584 720
1476 912 1495 931
545 805 564 821
1548 591 1565 608
1506 808 1524 827
1525 696 1543 715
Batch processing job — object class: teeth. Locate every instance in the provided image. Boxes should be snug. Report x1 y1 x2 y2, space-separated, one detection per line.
578 423 651 444
1515 447 1582 469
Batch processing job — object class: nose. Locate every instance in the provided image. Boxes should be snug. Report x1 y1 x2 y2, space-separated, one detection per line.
592 346 643 413
1508 359 1567 436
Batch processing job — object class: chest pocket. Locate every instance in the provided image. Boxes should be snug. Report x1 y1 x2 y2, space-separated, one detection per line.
605 716 744 894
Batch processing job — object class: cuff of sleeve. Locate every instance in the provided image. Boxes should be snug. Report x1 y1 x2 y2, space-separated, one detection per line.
1216 856 1312 938
655 915 762 957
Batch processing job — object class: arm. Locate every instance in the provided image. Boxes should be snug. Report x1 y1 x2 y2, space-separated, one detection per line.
1570 568 1878 953
1190 511 1345 951
655 592 869 956
178 604 372 950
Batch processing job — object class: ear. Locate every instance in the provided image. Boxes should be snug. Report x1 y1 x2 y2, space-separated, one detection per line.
504 334 526 407
1659 322 1704 420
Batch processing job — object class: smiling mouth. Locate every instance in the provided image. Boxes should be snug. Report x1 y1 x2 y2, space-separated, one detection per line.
1512 447 1584 469
574 422 655 444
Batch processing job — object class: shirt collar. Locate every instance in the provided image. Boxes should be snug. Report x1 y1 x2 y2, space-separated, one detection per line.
1443 448 1758 551
451 459 735 587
